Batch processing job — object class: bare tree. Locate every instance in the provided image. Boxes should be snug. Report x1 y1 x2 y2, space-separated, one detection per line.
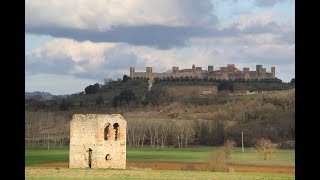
173 120 195 148
173 121 184 149
146 120 155 147
159 120 171 148
206 149 228 172
223 139 236 159
183 121 195 148
255 138 277 161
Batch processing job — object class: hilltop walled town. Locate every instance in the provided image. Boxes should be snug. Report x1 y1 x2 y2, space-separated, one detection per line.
130 64 275 81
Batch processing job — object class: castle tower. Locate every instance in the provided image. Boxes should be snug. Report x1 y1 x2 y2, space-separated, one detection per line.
146 67 153 80
220 67 229 80
130 67 135 78
271 67 275 79
69 114 126 169
243 68 250 80
256 65 263 80
192 64 195 70
262 68 266 79
227 64 236 80
172 67 179 74
227 64 235 72
208 66 213 72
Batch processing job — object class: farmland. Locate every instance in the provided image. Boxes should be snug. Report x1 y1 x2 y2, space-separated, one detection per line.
26 147 295 179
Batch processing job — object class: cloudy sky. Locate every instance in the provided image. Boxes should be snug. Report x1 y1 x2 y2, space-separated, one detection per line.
25 0 295 95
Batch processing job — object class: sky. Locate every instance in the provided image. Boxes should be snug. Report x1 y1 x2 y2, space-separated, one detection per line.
25 0 295 95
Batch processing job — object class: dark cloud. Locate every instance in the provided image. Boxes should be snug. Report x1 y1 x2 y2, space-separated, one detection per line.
26 19 286 50
26 25 211 49
26 0 218 50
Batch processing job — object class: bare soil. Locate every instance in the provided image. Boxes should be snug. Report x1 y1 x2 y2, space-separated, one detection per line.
33 162 294 175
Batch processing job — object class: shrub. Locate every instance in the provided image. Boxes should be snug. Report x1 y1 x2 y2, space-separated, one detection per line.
223 139 236 159
206 149 228 172
255 138 277 161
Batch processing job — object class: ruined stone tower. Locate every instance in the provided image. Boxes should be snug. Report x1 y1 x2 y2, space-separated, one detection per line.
69 114 126 169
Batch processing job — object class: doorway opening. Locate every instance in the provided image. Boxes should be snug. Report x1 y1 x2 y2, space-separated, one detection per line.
88 148 92 168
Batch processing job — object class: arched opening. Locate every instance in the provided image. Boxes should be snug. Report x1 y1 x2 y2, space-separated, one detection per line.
104 123 111 140
105 154 111 161
88 148 92 168
113 123 119 140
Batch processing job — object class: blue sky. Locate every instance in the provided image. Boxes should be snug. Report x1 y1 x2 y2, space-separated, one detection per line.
25 0 295 95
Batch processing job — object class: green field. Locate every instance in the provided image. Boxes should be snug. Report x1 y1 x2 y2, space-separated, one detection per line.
25 147 295 167
26 147 295 179
25 167 294 180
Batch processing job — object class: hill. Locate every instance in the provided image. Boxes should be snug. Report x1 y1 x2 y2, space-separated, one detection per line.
25 91 54 101
25 82 295 149
24 78 294 111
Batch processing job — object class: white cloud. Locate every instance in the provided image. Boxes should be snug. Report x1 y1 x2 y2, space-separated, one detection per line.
28 38 117 75
26 0 216 31
26 36 294 77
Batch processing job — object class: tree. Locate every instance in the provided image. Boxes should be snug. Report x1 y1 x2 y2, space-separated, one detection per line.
59 98 71 111
218 81 234 92
255 138 277 161
84 83 100 94
223 139 236 159
104 78 114 85
112 89 136 107
123 75 130 83
206 149 228 172
290 78 295 84
208 120 225 146
95 96 104 107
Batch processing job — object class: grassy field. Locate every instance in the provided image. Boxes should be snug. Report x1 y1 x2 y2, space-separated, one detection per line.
25 167 294 180
26 149 70 166
25 147 295 167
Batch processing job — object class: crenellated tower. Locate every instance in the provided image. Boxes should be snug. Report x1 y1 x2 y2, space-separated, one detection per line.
146 67 153 79
271 67 275 79
130 67 135 78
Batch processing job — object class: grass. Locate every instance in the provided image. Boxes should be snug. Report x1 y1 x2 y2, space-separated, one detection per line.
229 148 295 166
25 148 69 166
25 167 295 180
25 147 295 167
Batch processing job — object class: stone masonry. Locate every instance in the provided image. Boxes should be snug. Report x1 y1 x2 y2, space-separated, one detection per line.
69 114 126 169
130 64 275 81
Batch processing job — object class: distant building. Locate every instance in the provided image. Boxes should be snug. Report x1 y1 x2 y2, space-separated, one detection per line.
130 64 275 81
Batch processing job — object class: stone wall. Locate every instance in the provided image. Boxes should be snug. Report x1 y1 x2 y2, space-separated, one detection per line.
129 65 275 81
131 72 146 78
69 114 126 169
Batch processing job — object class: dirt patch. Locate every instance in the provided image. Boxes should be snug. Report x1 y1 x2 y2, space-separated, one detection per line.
32 162 294 175
127 162 294 175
